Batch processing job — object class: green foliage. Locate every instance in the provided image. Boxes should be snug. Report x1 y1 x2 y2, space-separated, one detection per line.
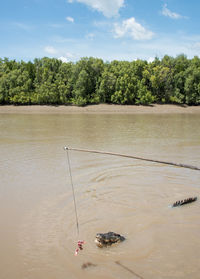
97 70 116 103
111 74 136 104
0 55 200 105
136 80 155 105
184 66 200 105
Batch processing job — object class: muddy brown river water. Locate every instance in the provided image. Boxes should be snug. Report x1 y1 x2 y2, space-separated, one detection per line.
0 112 200 279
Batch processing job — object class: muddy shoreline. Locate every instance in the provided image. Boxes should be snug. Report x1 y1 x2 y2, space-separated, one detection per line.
0 104 200 114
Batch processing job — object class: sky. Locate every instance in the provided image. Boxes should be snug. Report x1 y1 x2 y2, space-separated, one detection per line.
1 0 200 62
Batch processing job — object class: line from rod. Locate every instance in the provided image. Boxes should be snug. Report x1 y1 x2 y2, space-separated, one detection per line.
65 147 79 236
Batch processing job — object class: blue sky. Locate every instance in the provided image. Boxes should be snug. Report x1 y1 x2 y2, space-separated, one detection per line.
1 0 200 62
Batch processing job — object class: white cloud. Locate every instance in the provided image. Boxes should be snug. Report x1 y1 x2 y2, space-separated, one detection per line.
113 17 154 40
44 46 58 54
162 4 185 19
93 20 109 28
191 42 200 52
68 0 124 17
44 46 74 61
14 22 33 31
64 52 74 59
58 56 69 62
86 33 95 40
66 16 74 23
193 42 200 48
147 57 155 63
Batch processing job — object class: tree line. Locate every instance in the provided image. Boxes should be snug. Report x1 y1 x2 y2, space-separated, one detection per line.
0 55 200 106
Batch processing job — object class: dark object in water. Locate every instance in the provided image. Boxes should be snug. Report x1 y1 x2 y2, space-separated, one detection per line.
95 231 125 248
81 262 96 269
172 197 197 207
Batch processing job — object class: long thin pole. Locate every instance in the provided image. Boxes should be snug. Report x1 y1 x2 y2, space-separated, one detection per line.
65 147 79 236
65 147 200 171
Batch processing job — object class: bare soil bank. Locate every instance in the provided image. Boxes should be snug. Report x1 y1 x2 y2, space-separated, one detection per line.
0 104 200 114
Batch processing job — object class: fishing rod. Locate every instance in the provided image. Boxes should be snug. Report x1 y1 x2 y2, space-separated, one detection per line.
65 146 200 171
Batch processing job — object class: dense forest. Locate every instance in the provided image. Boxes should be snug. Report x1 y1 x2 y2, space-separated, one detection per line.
0 55 200 106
